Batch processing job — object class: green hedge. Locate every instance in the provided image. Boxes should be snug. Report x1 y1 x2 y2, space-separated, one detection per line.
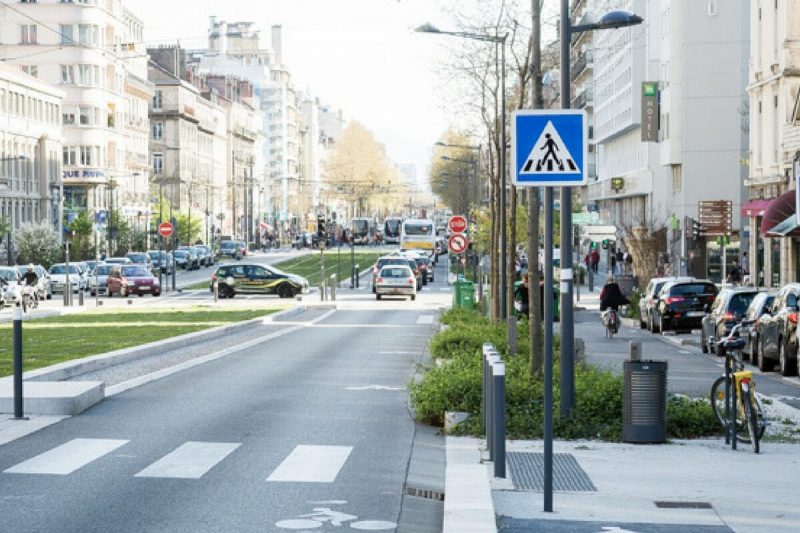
410 308 721 441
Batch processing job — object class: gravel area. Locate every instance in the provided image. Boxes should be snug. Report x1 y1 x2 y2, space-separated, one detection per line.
65 307 328 386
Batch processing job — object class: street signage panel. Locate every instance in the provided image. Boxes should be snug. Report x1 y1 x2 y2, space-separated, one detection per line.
448 234 469 254
158 222 174 238
641 82 659 142
448 215 468 234
698 200 732 235
572 212 600 225
511 109 588 187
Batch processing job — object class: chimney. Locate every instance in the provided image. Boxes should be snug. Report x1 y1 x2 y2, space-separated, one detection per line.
271 25 283 64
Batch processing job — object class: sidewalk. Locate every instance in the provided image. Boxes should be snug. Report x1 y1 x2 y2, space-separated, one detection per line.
446 435 800 533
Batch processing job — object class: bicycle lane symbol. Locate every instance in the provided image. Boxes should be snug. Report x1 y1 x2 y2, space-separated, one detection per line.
275 502 397 531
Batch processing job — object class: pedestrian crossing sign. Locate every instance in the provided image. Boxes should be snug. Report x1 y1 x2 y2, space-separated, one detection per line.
511 109 588 187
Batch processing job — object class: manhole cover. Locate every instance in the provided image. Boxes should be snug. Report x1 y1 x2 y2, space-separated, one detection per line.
507 452 596 492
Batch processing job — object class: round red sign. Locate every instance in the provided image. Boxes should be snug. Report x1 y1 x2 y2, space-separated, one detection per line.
448 234 469 254
448 215 468 234
158 222 174 238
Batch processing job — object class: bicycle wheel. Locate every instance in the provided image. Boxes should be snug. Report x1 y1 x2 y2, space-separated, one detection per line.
741 388 760 453
709 376 750 442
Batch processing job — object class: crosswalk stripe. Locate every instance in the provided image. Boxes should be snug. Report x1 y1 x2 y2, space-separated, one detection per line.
266 445 352 483
135 442 240 479
4 438 128 475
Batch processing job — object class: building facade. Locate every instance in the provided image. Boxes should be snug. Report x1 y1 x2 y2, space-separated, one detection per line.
0 63 63 261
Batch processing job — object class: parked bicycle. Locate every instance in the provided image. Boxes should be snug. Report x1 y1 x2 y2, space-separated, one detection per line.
709 324 767 453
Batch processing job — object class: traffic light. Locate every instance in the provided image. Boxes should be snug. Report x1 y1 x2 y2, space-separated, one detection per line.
691 219 703 239
316 215 326 239
601 239 609 250
590 241 598 250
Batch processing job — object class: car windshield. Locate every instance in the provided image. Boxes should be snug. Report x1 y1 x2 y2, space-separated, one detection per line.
377 258 406 268
670 283 717 296
729 293 757 315
128 254 147 262
95 265 113 275
122 266 151 277
404 223 432 236
381 267 410 278
50 265 80 274
174 251 188 258
0 269 18 281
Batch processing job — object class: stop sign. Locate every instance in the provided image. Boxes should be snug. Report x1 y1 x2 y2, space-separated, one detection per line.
158 222 174 238
448 215 468 234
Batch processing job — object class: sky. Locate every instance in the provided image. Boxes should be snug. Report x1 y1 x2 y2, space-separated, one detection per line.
128 0 461 189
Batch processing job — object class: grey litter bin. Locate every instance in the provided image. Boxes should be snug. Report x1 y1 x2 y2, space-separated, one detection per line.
623 360 668 443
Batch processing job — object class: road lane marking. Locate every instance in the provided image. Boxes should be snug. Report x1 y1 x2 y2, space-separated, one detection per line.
345 385 405 391
135 442 240 479
4 438 128 475
416 315 434 324
267 445 352 483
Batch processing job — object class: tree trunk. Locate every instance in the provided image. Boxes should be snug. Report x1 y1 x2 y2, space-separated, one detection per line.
529 0 544 376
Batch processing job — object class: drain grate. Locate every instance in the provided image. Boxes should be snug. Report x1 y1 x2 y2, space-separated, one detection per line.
507 452 596 492
405 486 445 501
655 501 713 509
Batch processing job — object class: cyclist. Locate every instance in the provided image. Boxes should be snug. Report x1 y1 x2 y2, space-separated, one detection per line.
21 264 39 305
600 274 628 332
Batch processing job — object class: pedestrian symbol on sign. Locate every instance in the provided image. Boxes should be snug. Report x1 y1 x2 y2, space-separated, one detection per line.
520 121 579 175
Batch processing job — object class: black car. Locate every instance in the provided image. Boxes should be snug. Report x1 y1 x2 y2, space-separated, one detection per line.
212 263 309 299
219 240 242 260
757 283 800 376
742 291 777 368
653 280 718 333
700 287 759 355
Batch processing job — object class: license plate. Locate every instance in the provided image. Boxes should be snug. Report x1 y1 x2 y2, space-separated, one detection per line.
687 311 705 317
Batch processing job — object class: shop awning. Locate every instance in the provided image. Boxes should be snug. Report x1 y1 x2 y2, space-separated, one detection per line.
760 190 797 235
741 199 771 217
766 215 800 237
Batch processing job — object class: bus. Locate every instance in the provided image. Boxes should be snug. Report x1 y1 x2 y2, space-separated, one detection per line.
383 217 403 244
400 218 436 251
350 217 373 245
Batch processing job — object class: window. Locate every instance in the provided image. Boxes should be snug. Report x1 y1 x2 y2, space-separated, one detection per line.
152 90 163 110
78 24 97 46
21 24 37 44
152 153 163 174
60 65 75 84
79 146 93 166
151 121 163 139
62 146 77 166
63 111 76 125
79 105 93 125
78 64 97 86
60 24 74 45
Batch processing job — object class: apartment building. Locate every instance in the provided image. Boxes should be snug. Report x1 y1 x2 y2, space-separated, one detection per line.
0 62 63 259
0 0 153 244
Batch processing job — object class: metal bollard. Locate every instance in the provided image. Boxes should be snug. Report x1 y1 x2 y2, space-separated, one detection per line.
629 340 641 362
486 352 501 460
78 289 84 306
329 274 337 301
319 279 326 301
355 264 360 288
213 281 218 303
492 360 506 478
482 344 494 441
507 316 517 356
12 305 25 419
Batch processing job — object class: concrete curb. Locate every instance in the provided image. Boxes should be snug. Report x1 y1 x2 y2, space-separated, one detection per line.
0 305 299 385
444 436 496 533
620 317 640 328
659 333 698 348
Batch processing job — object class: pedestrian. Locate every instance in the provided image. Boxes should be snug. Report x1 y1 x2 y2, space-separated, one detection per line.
590 249 600 274
624 250 633 275
610 253 617 275
615 249 624 275
514 273 530 317
727 260 743 286
742 251 750 276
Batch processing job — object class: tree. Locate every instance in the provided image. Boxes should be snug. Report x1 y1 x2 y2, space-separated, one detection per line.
175 212 202 246
67 212 95 260
0 216 11 265
429 129 482 214
12 221 61 268
323 121 401 218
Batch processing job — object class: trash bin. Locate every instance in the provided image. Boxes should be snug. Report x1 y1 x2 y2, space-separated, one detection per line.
623 360 668 443
615 274 640 298
455 280 475 310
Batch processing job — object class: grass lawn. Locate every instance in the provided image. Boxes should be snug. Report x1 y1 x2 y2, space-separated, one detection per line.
275 250 384 286
0 308 277 378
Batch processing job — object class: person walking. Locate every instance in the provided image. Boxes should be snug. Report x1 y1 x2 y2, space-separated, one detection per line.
590 249 600 274
514 273 530 317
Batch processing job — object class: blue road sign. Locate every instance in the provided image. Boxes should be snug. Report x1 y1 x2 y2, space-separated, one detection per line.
511 109 588 187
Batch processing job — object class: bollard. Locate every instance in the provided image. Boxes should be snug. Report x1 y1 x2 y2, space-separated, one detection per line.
486 352 501 460
62 285 68 305
588 268 594 293
78 289 84 306
507 316 517 356
482 344 494 441
355 264 360 288
492 361 506 478
329 274 337 301
629 340 642 362
319 280 326 302
12 305 25 419
213 281 218 303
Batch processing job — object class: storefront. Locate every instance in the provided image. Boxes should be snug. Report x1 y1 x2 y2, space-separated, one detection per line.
758 190 800 287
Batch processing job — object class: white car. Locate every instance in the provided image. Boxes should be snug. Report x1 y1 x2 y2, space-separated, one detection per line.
375 264 417 301
0 266 22 306
48 263 83 293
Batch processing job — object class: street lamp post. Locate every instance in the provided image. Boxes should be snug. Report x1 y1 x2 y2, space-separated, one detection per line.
416 24 509 319
558 3 643 416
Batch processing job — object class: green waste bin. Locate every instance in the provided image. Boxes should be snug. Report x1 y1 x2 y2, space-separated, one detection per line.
452 279 475 310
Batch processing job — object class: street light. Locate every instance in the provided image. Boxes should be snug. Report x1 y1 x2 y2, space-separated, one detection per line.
435 141 481 151
417 23 509 318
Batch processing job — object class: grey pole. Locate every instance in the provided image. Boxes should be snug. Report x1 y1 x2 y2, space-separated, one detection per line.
543 187 554 512
492 361 506 478
559 0 576 418
12 304 24 419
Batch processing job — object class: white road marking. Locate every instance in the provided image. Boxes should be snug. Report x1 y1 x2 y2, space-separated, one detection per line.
378 350 415 354
345 385 406 391
416 315 434 324
267 445 352 483
135 441 240 479
4 438 128 475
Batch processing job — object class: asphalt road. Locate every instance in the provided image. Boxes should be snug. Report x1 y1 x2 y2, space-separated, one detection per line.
0 255 449 532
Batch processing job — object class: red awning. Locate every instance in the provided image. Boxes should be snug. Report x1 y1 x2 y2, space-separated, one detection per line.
760 190 797 235
741 199 771 217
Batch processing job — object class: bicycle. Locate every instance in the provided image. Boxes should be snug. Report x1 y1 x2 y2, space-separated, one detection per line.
275 505 396 530
709 324 767 453
602 308 619 338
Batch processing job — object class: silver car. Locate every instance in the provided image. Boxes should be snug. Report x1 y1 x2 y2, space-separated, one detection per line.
89 264 114 296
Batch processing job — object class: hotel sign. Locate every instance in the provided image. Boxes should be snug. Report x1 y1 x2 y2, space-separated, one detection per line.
641 82 659 142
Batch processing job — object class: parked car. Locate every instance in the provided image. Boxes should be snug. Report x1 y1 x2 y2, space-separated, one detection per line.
742 290 778 368
84 260 103 274
105 257 133 266
758 283 800 376
173 250 197 270
106 265 161 297
48 263 83 293
147 250 173 275
90 264 114 296
375 264 416 301
0 266 21 306
178 246 204 269
653 280 719 333
218 240 242 260
371 256 417 293
211 263 308 299
701 287 759 356
639 276 694 331
195 245 214 266
126 252 153 271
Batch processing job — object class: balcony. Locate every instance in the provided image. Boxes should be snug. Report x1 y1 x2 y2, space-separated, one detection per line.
571 88 593 110
570 50 592 80
571 14 591 48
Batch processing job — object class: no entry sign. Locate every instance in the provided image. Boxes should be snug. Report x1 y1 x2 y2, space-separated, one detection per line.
158 222 174 238
448 233 469 254
448 215 468 234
